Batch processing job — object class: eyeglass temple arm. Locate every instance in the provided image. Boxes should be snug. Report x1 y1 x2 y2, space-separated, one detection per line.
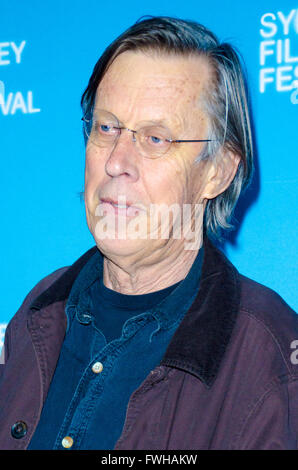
171 139 214 143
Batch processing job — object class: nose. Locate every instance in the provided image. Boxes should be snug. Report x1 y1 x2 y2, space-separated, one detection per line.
128 129 137 142
104 128 139 180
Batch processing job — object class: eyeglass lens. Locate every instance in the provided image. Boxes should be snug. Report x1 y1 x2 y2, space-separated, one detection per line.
84 109 173 158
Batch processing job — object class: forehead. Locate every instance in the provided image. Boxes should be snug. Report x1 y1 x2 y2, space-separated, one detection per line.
94 51 211 128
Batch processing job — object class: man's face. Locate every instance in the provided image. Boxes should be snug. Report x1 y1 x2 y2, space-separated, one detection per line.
84 50 215 262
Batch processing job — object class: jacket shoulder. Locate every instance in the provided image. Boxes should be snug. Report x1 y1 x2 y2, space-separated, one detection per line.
1 266 68 365
3 245 98 360
239 274 297 318
238 274 298 373
15 267 68 318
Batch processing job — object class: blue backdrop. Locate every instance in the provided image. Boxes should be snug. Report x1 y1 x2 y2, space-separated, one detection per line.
1 0 297 347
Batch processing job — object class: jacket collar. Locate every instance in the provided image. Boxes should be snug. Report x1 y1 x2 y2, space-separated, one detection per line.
30 246 98 310
161 237 241 387
30 237 240 388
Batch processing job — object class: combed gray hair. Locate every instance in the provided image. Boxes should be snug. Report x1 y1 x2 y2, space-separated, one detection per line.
197 44 253 236
81 16 254 238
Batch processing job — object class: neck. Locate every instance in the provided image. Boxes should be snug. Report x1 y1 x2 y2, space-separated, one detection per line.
102 240 202 295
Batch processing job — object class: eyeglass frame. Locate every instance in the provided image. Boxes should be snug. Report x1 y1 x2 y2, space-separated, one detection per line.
81 110 215 157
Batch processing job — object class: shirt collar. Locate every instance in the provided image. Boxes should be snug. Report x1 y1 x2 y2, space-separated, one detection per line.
64 246 204 332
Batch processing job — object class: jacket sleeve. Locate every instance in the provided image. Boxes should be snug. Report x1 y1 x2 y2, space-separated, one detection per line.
233 378 298 450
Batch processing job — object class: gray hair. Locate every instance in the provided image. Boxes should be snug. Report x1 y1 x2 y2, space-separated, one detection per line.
81 16 254 238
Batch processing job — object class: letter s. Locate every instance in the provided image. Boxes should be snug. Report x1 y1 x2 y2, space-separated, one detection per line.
260 13 278 38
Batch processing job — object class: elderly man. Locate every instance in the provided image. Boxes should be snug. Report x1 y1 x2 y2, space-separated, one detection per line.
0 16 297 451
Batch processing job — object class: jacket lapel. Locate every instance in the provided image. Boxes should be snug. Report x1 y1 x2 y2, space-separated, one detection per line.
160 238 241 387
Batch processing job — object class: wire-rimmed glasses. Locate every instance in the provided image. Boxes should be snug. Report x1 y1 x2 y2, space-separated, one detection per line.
82 109 214 159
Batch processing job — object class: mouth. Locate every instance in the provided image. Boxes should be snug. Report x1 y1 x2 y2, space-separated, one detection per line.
99 197 141 217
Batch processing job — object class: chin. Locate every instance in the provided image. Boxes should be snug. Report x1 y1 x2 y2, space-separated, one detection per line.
94 236 147 259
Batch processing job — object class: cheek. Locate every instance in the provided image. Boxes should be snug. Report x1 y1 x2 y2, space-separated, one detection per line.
146 156 191 205
85 148 106 188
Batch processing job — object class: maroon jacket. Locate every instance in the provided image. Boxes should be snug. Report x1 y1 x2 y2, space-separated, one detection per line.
1 239 298 450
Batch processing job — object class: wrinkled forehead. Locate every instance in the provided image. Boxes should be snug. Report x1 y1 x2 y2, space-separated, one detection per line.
94 51 211 127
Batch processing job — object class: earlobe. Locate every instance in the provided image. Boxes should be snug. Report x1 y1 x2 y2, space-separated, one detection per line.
203 151 241 200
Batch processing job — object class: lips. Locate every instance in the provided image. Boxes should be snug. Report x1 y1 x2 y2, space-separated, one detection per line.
101 197 132 207
99 197 141 217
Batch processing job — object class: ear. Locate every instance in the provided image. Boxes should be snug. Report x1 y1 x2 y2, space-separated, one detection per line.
201 150 241 200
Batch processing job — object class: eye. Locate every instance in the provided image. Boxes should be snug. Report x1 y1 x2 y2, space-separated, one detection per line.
100 124 112 133
95 121 119 138
149 135 163 145
98 123 116 135
141 125 171 150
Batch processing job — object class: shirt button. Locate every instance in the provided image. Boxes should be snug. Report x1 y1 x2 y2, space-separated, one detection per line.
92 361 103 374
11 421 28 439
61 436 74 448
76 310 92 325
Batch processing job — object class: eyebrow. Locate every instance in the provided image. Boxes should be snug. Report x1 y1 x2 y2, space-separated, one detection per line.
93 106 208 142
135 118 171 127
97 108 180 134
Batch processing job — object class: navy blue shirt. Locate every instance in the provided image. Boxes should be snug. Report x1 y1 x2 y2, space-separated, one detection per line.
29 247 203 450
91 275 180 344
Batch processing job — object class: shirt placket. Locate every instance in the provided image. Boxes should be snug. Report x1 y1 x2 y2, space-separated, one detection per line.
53 313 155 450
